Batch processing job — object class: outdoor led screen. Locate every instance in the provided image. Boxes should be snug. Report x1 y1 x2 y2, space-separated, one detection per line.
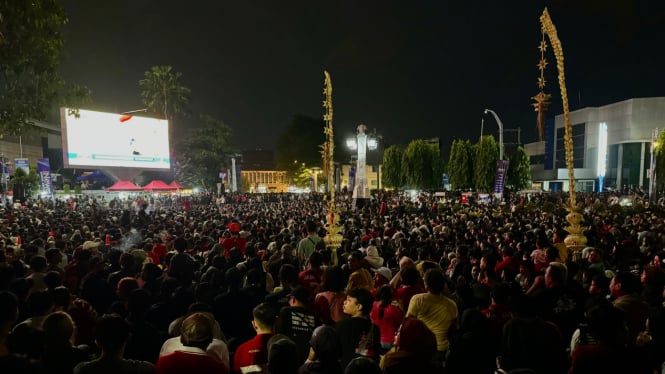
60 108 170 170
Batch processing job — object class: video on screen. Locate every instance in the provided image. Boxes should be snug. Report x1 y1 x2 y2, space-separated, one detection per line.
60 108 170 170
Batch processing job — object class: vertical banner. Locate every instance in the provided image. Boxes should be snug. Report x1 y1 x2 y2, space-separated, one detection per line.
493 160 510 196
14 158 29 175
348 166 356 193
37 158 53 196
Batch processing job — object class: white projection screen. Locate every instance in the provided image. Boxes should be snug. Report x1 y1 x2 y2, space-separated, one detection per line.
60 108 170 170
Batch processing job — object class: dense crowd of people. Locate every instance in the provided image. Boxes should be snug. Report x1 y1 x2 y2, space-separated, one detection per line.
0 189 664 373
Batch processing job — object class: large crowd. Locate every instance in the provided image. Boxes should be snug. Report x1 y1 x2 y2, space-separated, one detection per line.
0 189 664 374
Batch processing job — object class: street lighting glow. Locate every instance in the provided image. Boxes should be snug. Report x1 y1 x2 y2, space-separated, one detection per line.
367 138 378 150
346 139 357 150
597 122 607 177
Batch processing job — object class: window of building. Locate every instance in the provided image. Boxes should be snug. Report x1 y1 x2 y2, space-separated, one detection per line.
555 123 586 169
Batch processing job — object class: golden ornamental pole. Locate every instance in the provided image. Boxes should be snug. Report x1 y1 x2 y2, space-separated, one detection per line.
540 8 587 256
322 71 343 265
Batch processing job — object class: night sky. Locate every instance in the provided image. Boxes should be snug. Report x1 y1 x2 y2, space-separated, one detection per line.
59 0 665 154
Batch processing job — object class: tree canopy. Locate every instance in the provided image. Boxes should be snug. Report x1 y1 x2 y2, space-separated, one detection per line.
401 139 443 190
139 65 191 122
473 135 500 192
382 145 404 189
275 115 327 179
508 146 531 190
0 0 90 135
448 139 473 190
174 114 235 191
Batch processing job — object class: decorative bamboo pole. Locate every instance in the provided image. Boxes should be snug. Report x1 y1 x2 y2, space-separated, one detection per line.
540 8 587 255
322 71 342 264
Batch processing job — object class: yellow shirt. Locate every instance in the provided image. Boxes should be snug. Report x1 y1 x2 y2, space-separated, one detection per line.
406 293 458 351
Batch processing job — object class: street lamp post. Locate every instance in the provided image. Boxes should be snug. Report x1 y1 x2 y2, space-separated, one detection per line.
484 109 504 160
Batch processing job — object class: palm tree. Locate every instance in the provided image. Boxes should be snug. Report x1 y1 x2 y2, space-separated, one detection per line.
139 65 191 172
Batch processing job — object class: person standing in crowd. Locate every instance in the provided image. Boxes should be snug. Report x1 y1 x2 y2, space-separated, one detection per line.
297 220 322 269
233 303 276 374
156 312 228 374
299 325 343 374
276 286 318 363
74 313 155 374
345 252 372 292
335 288 381 369
369 284 403 353
406 269 457 362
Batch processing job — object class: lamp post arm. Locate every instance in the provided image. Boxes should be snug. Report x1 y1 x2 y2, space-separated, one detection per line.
484 109 504 160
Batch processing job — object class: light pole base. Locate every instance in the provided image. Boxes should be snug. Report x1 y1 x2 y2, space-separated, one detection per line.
352 198 370 209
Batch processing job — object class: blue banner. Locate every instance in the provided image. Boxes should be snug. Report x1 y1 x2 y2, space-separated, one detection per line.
14 158 29 176
37 158 53 196
493 160 510 194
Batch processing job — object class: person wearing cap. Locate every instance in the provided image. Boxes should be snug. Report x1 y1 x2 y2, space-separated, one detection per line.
364 245 383 270
222 221 246 258
370 267 392 298
156 312 227 373
276 286 318 363
299 325 343 374
345 251 372 293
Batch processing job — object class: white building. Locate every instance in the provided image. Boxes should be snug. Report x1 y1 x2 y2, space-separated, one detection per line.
526 97 665 192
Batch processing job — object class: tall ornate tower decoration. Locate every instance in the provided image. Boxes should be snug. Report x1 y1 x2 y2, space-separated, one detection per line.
540 8 587 255
322 71 342 263
532 27 551 142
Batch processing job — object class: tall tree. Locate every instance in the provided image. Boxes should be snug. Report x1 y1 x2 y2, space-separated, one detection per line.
508 146 531 190
275 115 326 179
0 0 90 135
448 139 473 190
139 65 191 121
174 114 235 191
139 65 190 171
401 139 443 190
382 145 404 189
474 135 499 192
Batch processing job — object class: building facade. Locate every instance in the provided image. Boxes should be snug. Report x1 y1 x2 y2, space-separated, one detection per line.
526 97 665 192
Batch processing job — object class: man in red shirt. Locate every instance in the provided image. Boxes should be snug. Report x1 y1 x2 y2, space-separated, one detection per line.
232 303 276 374
156 313 228 374
299 252 324 296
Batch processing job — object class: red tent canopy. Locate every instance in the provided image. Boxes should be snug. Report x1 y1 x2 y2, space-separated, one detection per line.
169 181 187 189
143 180 175 191
106 181 142 191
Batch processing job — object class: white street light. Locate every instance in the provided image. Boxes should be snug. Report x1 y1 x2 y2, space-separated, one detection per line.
484 109 504 160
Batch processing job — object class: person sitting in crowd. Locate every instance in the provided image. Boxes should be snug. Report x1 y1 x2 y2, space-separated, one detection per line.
74 313 155 374
0 190 664 373
156 312 228 374
335 287 381 369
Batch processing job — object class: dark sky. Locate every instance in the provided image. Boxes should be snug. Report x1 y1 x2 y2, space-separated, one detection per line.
59 0 665 153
